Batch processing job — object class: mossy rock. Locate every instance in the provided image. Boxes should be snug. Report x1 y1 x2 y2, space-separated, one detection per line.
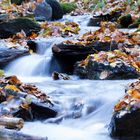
128 22 140 28
0 18 40 38
119 14 133 28
60 3 77 14
11 0 23 5
46 0 63 20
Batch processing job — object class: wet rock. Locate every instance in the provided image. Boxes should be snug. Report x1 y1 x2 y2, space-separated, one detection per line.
27 40 37 53
13 101 57 121
52 42 127 73
88 11 121 26
34 1 52 21
75 60 139 80
52 71 70 80
0 48 29 67
0 128 47 140
11 0 23 5
46 0 63 20
0 76 58 121
0 14 9 23
0 18 41 39
74 51 140 80
119 14 133 28
109 109 140 137
128 22 140 28
109 80 140 137
52 43 95 73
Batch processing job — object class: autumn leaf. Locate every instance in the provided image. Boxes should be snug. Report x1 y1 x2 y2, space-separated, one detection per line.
5 85 20 92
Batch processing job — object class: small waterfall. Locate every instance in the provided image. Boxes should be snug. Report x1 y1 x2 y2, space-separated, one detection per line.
5 37 64 77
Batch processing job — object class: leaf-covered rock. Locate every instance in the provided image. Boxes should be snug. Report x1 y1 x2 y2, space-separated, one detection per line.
0 18 41 39
109 80 140 137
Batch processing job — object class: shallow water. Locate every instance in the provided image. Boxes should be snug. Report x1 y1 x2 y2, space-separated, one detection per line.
4 14 135 140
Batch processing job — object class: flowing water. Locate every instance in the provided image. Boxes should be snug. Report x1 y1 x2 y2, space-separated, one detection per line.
4 14 134 140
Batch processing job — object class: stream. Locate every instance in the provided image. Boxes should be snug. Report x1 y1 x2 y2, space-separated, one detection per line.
4 14 134 140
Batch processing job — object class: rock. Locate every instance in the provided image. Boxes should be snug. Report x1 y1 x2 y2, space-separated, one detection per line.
74 51 140 80
87 17 102 26
13 101 57 121
0 18 41 39
52 41 128 73
128 22 140 28
52 43 95 73
0 128 47 140
119 14 133 28
109 109 140 137
52 71 70 80
46 0 63 20
75 60 139 80
11 0 23 5
0 48 29 68
27 40 37 53
0 14 9 23
88 11 121 26
109 80 140 137
34 1 52 21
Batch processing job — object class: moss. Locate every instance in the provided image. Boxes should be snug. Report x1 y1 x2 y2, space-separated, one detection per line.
60 3 77 14
11 0 23 5
0 70 4 77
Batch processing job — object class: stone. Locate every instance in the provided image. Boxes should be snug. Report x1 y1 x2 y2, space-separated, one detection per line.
27 40 37 53
52 43 95 73
109 109 140 137
0 48 29 68
52 41 128 73
88 11 121 26
0 18 41 39
0 128 47 140
46 0 63 20
74 60 140 80
109 80 140 137
119 14 133 28
34 1 52 21
11 0 23 5
52 71 70 80
0 14 9 23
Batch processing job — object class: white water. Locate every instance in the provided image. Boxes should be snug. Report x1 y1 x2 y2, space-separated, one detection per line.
4 14 135 140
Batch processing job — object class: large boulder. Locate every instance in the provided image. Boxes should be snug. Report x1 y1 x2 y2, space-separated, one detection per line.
74 60 139 80
52 41 128 74
34 1 52 21
46 0 63 20
52 43 95 73
0 48 29 68
109 80 140 137
0 18 41 39
74 51 140 80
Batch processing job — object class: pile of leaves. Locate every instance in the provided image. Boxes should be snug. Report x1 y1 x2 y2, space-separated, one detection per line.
39 21 80 37
79 50 140 73
114 79 140 115
0 75 50 117
64 22 140 46
93 0 127 17
93 0 139 18
0 1 35 20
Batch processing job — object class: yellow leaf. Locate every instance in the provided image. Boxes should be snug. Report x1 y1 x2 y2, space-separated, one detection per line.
5 85 20 92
